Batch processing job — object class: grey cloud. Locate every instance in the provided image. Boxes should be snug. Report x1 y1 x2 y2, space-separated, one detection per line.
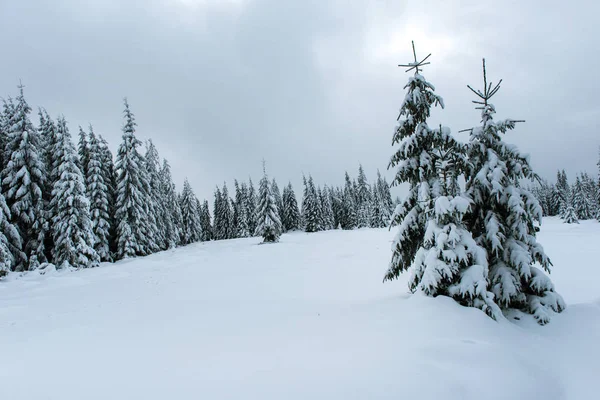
1 0 598 201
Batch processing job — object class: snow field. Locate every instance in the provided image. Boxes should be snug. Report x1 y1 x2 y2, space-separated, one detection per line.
1 217 599 400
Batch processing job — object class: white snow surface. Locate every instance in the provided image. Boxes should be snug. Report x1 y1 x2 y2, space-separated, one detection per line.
1 217 599 399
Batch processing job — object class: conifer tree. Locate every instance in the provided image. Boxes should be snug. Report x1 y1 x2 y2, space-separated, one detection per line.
159 159 181 248
255 163 282 242
234 180 250 237
356 165 372 228
50 116 99 269
86 127 112 261
384 46 446 285
180 179 201 244
114 99 153 259
213 186 223 240
330 187 343 229
2 85 47 270
145 140 167 249
220 183 234 239
78 126 90 179
370 183 385 228
340 172 357 230
302 175 321 232
320 184 335 230
555 170 570 218
98 135 117 254
200 199 213 241
572 175 592 220
272 178 284 222
563 203 579 224
0 192 21 275
282 182 301 231
462 59 564 324
247 178 257 236
38 109 58 262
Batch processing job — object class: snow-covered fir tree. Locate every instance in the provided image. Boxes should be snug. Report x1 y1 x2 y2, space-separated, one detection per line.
234 180 250 238
463 59 564 324
159 159 181 248
145 140 167 249
555 170 569 218
254 163 282 242
78 126 90 179
200 199 212 241
281 182 301 231
369 183 385 228
356 165 372 228
2 85 47 270
340 172 357 230
246 178 257 236
0 191 21 275
271 178 284 223
213 186 224 240
563 204 579 224
50 116 99 269
384 45 447 285
302 175 322 232
180 179 201 244
114 99 155 259
86 127 112 261
98 135 117 254
572 176 592 220
320 185 335 230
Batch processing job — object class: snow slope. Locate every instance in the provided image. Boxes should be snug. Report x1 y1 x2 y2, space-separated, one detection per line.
1 217 599 400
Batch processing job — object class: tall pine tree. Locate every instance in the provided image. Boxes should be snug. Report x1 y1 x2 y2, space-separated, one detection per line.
255 163 282 242
2 85 47 270
50 117 99 269
463 59 564 324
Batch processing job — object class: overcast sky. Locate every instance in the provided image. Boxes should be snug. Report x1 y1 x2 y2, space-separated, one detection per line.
1 0 598 200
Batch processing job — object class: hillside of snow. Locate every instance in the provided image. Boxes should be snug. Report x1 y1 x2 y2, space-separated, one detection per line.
1 217 599 400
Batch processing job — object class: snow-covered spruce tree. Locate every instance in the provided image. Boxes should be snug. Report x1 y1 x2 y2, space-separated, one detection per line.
97 134 117 254
329 186 343 229
145 140 167 249
281 182 301 231
384 44 446 285
341 172 357 230
302 175 322 232
572 176 592 220
78 126 90 179
212 186 223 240
377 171 394 225
86 127 112 262
180 179 201 244
563 203 579 224
320 184 335 230
463 59 564 324
272 178 284 223
2 85 47 270
555 170 569 218
159 159 181 248
370 183 385 228
0 192 21 276
356 165 372 228
246 178 258 236
1 98 16 172
50 117 99 269
221 183 234 239
37 109 59 262
254 163 282 242
114 99 154 259
200 199 213 241
234 180 250 238
580 172 598 219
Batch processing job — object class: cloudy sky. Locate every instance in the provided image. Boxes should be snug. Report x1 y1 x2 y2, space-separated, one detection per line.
1 0 598 200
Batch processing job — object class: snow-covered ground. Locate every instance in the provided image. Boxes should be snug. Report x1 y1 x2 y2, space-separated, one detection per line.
1 217 599 400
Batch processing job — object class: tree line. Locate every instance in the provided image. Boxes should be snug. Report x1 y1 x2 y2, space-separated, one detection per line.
531 168 600 224
0 85 395 276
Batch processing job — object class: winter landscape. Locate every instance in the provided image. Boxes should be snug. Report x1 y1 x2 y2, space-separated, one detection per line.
1 1 599 399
